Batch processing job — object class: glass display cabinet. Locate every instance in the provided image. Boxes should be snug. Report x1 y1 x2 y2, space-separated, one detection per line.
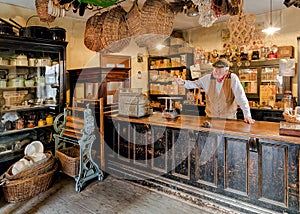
0 34 67 173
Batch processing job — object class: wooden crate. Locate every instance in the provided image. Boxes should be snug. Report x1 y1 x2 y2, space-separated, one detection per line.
277 46 294 58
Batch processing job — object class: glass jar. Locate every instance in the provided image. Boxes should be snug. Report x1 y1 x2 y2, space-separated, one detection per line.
282 90 293 114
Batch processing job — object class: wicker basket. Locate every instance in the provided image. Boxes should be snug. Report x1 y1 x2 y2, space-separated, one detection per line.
1 163 58 203
56 147 97 178
126 0 142 38
84 12 108 52
4 152 56 181
134 0 174 48
283 111 300 124
56 146 80 178
101 6 130 53
35 0 56 23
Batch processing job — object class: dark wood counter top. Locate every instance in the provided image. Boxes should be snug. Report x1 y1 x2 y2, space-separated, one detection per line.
109 113 299 144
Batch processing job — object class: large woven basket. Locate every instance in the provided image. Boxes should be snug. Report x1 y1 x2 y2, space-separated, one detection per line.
35 0 56 22
84 12 108 52
101 6 130 53
56 146 80 178
56 146 97 178
283 111 300 124
134 0 174 48
1 163 58 203
126 0 142 39
3 152 56 181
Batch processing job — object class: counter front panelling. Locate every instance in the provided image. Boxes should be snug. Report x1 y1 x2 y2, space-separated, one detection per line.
104 113 300 213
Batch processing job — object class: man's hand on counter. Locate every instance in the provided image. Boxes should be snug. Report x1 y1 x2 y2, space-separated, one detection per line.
244 117 255 124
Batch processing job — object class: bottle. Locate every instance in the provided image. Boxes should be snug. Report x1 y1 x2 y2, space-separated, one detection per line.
16 117 24 130
282 90 293 114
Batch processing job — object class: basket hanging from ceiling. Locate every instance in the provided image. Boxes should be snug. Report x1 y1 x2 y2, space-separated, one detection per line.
78 0 119 8
35 0 56 22
101 6 130 53
126 0 142 38
84 11 108 52
226 0 255 47
134 0 174 48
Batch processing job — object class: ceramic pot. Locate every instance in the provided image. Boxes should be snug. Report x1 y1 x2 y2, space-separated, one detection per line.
25 79 35 87
8 77 25 87
0 79 7 88
16 54 28 66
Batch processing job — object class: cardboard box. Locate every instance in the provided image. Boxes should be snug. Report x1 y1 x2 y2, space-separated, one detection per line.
277 46 294 58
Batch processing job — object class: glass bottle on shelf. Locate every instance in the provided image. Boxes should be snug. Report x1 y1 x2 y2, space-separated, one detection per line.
282 90 293 113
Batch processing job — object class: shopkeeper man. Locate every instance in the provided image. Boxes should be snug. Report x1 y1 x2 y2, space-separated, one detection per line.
176 58 255 124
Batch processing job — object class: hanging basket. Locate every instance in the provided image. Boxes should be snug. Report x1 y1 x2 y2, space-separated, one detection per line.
134 0 174 48
126 0 142 38
35 0 56 23
227 12 256 47
101 6 130 53
84 11 108 52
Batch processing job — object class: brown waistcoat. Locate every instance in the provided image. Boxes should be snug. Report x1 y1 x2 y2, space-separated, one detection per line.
205 73 237 119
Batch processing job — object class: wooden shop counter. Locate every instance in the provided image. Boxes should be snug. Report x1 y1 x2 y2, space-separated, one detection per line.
104 113 300 214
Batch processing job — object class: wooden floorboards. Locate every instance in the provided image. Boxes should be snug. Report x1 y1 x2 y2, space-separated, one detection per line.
0 173 236 214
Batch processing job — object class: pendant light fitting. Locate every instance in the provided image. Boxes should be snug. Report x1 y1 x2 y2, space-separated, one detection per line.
262 0 281 35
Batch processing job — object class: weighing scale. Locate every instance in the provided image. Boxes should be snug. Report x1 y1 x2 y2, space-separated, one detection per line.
158 96 182 119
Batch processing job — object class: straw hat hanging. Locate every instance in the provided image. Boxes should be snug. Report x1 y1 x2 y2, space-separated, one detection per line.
226 0 256 47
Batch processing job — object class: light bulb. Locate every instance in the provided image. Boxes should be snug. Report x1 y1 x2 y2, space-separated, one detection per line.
262 26 281 35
